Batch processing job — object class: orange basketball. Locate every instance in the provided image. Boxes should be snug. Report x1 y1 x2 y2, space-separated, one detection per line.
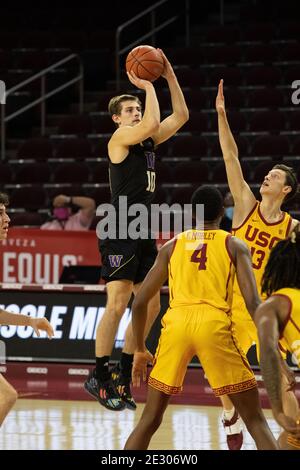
126 45 165 82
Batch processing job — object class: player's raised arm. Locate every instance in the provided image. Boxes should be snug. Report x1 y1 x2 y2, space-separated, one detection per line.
216 80 256 219
152 50 189 145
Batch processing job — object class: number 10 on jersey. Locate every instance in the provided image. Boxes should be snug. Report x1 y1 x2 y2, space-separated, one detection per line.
146 171 156 192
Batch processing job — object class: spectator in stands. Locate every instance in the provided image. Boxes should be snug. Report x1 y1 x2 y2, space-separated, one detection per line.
220 191 234 232
41 194 95 231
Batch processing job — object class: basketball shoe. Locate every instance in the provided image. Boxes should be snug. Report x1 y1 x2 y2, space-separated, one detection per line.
222 408 243 450
111 363 137 410
84 368 125 411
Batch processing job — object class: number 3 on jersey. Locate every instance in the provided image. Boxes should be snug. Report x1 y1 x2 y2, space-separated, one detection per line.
146 170 156 192
191 243 208 270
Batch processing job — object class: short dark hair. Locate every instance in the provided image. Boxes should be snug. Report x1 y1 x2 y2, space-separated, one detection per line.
0 192 9 206
261 225 300 296
272 164 298 202
108 94 142 116
191 185 223 222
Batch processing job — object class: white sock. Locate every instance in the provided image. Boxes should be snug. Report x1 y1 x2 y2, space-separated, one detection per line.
223 407 235 421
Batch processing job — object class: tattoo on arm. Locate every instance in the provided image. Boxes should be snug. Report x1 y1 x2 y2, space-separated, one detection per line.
260 348 283 413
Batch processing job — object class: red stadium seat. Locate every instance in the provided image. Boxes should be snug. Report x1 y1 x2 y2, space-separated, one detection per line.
204 26 240 44
16 138 53 161
203 45 242 65
15 162 51 184
173 68 207 87
248 110 285 132
171 135 208 158
242 23 276 42
53 162 90 183
251 135 290 157
0 163 13 184
209 67 242 87
212 161 251 183
170 186 197 205
173 161 209 184
9 211 43 227
288 111 300 131
243 44 278 63
92 114 114 134
55 138 92 160
180 111 209 133
244 66 281 86
58 115 92 135
9 186 47 211
247 88 284 108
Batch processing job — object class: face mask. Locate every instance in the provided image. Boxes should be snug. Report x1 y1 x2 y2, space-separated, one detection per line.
53 207 71 221
225 206 234 220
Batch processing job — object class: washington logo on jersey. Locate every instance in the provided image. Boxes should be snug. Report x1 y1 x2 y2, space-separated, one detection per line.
108 255 123 268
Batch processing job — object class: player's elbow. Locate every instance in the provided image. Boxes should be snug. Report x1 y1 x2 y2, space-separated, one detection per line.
150 119 160 133
143 119 160 137
180 107 189 124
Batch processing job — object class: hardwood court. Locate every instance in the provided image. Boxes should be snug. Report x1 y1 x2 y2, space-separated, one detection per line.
0 399 280 450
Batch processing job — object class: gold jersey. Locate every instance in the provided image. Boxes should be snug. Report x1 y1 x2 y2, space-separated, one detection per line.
272 287 300 367
232 202 292 298
168 229 235 312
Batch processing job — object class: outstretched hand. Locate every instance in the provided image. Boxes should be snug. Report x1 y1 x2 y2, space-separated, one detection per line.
132 350 153 387
127 70 153 90
273 411 300 439
29 317 54 338
157 49 173 80
216 79 225 115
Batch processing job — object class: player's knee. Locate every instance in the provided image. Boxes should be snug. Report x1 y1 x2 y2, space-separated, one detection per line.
107 299 130 318
142 412 163 433
4 386 18 408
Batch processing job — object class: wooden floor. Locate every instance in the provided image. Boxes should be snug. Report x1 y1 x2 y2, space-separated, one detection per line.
0 399 281 450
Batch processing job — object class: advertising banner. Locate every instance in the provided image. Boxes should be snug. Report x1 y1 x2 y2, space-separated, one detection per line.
0 228 171 284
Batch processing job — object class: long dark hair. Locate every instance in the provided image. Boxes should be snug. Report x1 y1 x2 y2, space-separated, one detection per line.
261 225 300 296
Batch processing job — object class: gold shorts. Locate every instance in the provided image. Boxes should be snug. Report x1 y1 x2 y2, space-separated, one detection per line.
231 294 258 356
231 294 287 360
149 305 256 397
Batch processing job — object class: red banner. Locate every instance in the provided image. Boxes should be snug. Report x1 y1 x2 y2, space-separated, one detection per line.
0 229 100 284
0 229 172 284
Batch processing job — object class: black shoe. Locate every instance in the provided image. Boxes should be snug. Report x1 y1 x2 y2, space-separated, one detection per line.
84 369 126 411
111 364 137 410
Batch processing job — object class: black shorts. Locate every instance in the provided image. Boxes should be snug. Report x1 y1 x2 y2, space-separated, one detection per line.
99 237 158 284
